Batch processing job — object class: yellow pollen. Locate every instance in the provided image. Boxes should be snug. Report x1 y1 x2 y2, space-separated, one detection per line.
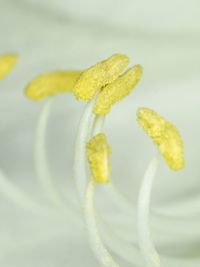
73 54 129 101
86 133 111 184
137 108 184 171
93 65 142 115
25 71 81 100
0 54 17 80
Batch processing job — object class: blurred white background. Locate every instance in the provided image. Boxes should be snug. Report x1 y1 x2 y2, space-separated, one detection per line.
0 0 200 266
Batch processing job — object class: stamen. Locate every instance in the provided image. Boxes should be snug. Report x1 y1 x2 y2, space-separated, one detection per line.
137 107 184 171
94 65 142 115
86 133 111 184
84 124 137 267
74 95 132 266
25 71 81 100
0 56 81 221
137 108 185 266
73 54 129 101
0 53 17 80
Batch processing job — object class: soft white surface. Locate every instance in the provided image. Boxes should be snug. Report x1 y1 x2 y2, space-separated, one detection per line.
0 0 200 266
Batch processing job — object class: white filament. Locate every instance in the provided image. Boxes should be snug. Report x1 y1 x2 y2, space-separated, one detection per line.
138 157 161 267
84 179 121 267
35 97 63 206
35 97 81 224
73 96 97 201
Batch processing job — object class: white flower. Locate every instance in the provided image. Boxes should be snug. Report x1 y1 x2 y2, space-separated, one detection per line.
0 1 199 267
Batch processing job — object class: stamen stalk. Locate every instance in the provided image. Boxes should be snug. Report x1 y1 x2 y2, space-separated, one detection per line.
73 94 98 201
137 156 161 267
35 97 81 224
84 179 121 267
35 97 64 206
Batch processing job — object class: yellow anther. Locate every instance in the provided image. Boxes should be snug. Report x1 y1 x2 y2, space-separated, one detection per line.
0 54 17 80
93 65 142 115
73 54 129 101
137 108 184 171
86 133 111 184
25 71 81 100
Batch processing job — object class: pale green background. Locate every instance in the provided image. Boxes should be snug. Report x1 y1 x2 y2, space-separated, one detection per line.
0 0 200 266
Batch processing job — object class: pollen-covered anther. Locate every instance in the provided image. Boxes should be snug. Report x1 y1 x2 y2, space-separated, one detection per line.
137 107 184 171
86 133 111 184
73 54 129 101
25 71 81 100
93 64 142 115
0 54 17 80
